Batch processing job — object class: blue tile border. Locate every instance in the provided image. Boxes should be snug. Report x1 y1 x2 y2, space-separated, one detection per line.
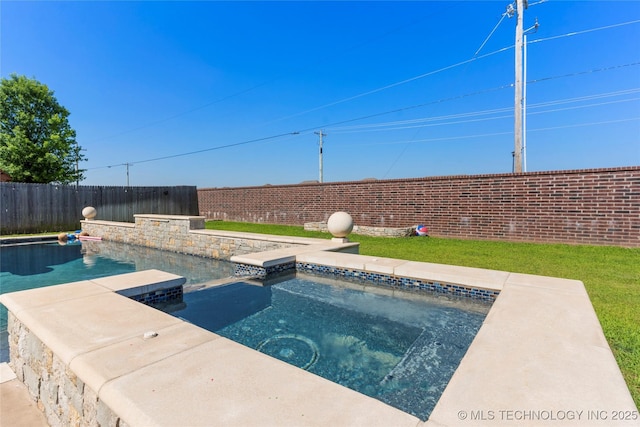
130 261 499 305
128 285 184 305
295 262 499 302
234 261 296 279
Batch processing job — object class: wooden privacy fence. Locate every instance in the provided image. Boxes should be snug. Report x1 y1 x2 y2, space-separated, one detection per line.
0 183 199 235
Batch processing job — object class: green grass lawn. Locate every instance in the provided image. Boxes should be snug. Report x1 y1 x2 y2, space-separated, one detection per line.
205 220 640 407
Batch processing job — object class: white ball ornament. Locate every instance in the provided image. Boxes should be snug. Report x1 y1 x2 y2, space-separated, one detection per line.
82 206 97 220
327 211 354 238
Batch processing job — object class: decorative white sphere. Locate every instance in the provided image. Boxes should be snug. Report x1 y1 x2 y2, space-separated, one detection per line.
327 211 354 238
82 206 97 220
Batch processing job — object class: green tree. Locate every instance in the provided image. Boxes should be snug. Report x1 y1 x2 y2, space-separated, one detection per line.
0 74 86 184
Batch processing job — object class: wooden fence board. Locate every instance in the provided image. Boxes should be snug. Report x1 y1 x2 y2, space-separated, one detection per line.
0 183 198 235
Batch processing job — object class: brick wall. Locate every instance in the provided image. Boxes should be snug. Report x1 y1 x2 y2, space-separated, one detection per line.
198 167 640 247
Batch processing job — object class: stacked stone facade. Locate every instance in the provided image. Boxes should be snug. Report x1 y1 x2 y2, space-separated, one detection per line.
304 222 414 237
81 214 301 259
7 313 124 427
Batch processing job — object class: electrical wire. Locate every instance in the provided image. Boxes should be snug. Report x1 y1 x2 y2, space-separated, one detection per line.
326 88 640 134
343 117 639 147
85 15 640 172
474 9 509 56
527 62 640 85
260 45 514 127
88 72 640 171
329 97 640 135
292 83 516 135
83 19 640 150
84 81 276 144
294 61 639 136
88 132 300 170
261 21 640 128
528 19 640 45
83 6 453 145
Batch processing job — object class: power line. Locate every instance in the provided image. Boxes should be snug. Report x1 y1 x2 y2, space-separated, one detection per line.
342 117 639 147
528 19 640 45
338 0 516 179
291 59 640 137
526 117 640 133
325 85 640 133
84 81 276 144
328 96 640 135
261 45 514 127
85 14 640 173
536 87 640 104
528 61 640 85
88 70 640 171
261 20 640 129
293 83 516 134
83 18 640 151
82 7 452 145
88 132 300 170
474 8 510 56
137 102 638 175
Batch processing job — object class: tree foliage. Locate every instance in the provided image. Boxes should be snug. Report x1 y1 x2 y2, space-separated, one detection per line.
0 74 86 184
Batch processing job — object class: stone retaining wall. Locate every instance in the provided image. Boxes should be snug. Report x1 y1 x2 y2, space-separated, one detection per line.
81 214 308 260
304 222 414 237
7 313 125 427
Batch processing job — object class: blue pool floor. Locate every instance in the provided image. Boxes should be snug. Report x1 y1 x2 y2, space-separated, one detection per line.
169 277 490 420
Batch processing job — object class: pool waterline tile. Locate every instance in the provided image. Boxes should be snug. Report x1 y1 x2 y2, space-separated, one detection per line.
294 261 500 302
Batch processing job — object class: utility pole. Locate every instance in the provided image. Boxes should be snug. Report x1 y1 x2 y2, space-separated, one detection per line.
513 0 526 173
314 130 325 183
510 0 539 173
523 32 528 172
75 143 80 188
125 163 131 186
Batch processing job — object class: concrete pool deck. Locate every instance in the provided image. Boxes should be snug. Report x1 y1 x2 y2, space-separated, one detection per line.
0 363 48 426
1 254 638 426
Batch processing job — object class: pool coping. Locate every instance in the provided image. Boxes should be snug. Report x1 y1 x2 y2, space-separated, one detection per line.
1 252 638 425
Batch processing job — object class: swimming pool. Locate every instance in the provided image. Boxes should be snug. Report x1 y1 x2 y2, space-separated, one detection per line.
0 240 234 362
168 275 490 420
0 235 490 420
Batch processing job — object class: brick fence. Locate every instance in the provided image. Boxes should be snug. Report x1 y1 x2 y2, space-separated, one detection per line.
198 166 640 247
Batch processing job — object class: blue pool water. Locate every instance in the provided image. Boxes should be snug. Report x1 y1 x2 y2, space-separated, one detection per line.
0 240 234 362
169 277 490 420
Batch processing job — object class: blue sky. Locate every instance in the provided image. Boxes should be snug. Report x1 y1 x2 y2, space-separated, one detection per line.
2 1 639 187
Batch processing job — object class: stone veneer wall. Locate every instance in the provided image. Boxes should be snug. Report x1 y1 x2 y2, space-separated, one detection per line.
81 214 303 259
304 222 414 237
79 240 235 278
7 313 125 427
198 167 640 247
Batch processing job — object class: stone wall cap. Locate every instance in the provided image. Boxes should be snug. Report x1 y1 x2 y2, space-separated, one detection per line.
134 214 205 220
